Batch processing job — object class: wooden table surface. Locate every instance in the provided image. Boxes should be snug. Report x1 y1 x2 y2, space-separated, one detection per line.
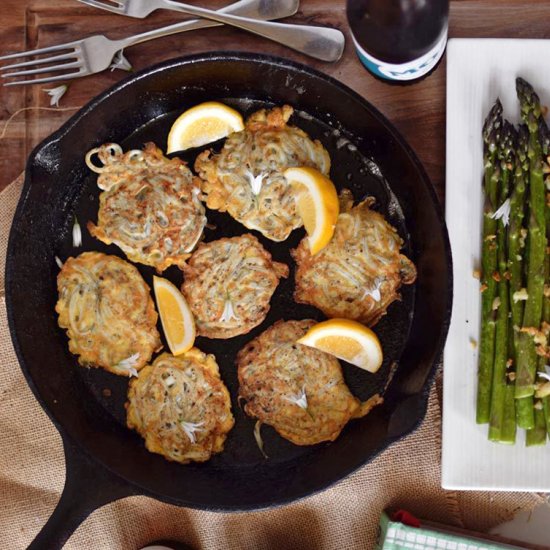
2 0 550 199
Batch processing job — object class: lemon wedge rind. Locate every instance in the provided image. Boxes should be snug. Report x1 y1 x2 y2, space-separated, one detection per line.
153 276 196 356
284 166 339 255
167 101 244 153
297 318 383 373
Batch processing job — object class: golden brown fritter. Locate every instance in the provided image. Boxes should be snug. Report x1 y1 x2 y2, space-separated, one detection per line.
126 350 234 464
292 190 417 326
182 234 288 339
55 252 161 376
237 319 380 446
194 105 331 242
86 142 206 272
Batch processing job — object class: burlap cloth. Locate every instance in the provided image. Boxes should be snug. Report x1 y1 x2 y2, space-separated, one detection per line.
0 174 546 550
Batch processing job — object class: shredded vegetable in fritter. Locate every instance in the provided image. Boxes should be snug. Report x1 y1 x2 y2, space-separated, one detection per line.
292 190 416 326
195 105 331 241
126 350 234 464
182 234 288 339
55 252 161 376
86 142 206 272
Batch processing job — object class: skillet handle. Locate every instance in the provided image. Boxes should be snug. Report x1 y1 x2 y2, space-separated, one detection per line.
28 434 138 550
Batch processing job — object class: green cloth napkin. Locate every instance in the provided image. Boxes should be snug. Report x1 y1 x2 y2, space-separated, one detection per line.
376 512 523 550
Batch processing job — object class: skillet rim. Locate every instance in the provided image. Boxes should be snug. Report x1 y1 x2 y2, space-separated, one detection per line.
5 51 453 511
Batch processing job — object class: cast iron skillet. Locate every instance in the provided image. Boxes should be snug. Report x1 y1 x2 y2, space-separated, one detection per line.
5 52 452 549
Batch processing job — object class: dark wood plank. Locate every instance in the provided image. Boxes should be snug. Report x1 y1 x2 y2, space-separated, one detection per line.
3 0 550 197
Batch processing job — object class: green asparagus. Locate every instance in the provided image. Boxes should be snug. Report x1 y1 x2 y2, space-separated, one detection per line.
526 402 547 446
477 100 503 424
503 316 517 444
508 124 528 337
516 396 535 430
516 123 540 431
515 78 547 406
500 384 517 444
537 127 550 440
489 121 516 441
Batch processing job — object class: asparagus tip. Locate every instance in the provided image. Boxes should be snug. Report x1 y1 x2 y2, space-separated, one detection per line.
483 99 503 152
516 77 541 122
500 120 517 162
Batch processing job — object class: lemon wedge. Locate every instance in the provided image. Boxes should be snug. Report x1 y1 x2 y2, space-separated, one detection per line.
167 101 244 153
153 276 195 355
284 166 339 255
297 318 383 373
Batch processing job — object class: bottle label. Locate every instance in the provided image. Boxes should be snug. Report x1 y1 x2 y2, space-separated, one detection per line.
352 28 448 81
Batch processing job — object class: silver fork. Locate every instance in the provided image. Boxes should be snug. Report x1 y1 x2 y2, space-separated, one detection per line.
0 0 298 86
78 0 345 62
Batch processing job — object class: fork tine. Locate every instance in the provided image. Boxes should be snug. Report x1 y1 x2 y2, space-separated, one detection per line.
0 52 78 72
2 61 83 79
76 0 125 13
3 71 84 87
0 42 80 62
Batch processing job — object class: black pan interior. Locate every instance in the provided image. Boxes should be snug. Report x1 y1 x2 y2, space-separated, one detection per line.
6 53 452 510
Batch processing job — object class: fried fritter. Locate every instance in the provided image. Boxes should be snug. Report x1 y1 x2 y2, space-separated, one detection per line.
55 252 161 376
86 142 206 272
182 234 288 339
292 190 417 326
237 320 380 446
126 350 234 464
194 105 331 241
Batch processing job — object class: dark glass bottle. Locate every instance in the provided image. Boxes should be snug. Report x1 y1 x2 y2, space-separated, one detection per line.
346 0 449 83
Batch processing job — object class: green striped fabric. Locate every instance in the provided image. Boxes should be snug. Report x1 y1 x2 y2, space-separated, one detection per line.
376 513 523 550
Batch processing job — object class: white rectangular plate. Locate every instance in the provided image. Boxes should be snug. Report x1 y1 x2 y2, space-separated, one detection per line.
443 38 550 491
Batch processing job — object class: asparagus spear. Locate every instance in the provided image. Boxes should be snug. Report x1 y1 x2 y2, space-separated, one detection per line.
489 121 516 441
538 125 550 439
508 124 528 336
504 131 526 440
538 354 550 441
514 123 536 428
541 270 549 437
515 78 547 407
516 395 535 430
477 100 503 424
542 243 550 440
502 316 517 443
526 401 547 446
502 303 518 442
531 369 549 445
500 384 517 444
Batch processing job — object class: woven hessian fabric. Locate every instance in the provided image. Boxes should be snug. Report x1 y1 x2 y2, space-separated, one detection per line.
0 175 544 549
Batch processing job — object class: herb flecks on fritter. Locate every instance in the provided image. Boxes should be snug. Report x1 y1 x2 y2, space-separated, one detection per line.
182 234 288 339
194 105 331 242
237 319 381 447
87 142 206 272
126 350 234 464
55 252 161 376
292 190 416 326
